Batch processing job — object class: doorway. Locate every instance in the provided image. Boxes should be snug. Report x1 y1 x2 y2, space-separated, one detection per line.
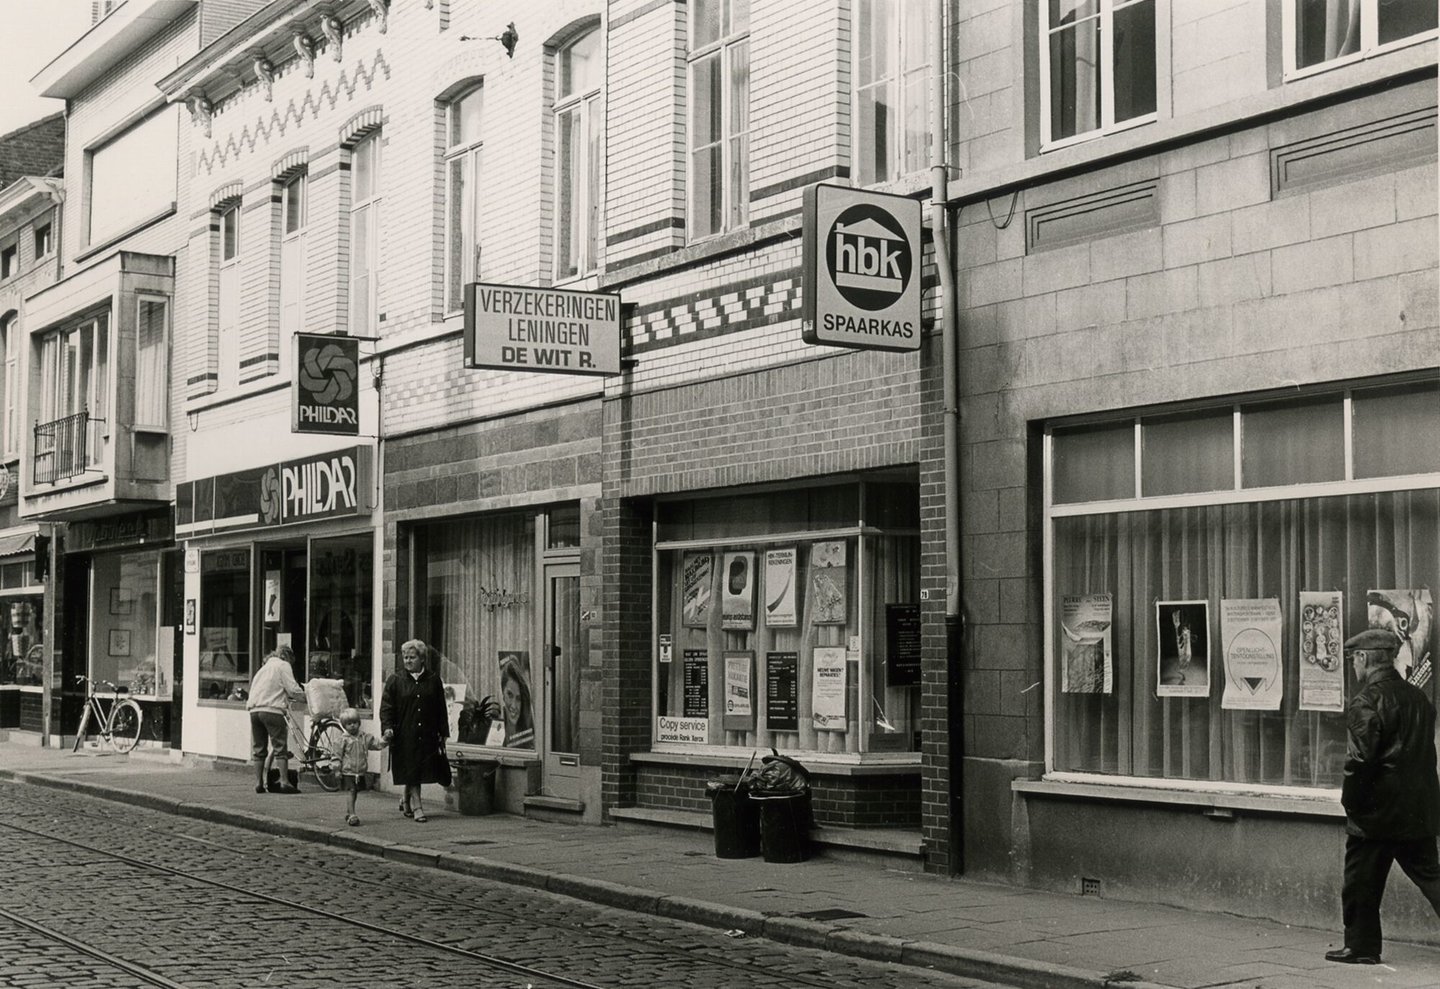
542 559 580 800
257 544 307 672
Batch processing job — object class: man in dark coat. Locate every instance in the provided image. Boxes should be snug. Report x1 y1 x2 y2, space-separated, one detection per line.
1327 628 1440 964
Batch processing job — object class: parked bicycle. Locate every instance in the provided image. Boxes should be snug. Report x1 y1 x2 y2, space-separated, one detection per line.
72 675 143 754
269 678 350 791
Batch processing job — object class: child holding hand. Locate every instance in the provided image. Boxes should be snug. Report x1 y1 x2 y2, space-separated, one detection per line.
336 707 387 825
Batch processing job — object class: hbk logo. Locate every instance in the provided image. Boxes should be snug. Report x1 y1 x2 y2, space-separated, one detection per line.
825 204 913 312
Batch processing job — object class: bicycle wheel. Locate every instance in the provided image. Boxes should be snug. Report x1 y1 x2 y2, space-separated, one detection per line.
307 719 346 791
109 700 143 753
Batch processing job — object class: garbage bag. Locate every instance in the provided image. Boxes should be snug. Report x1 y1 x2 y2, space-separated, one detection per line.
749 748 810 796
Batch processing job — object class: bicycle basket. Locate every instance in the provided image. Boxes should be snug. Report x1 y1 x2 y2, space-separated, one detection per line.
304 678 347 720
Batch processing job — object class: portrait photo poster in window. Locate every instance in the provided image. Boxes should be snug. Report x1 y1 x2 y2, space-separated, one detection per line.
763 547 798 627
1299 591 1345 712
1367 588 1433 686
1220 598 1283 711
809 540 847 625
444 682 466 741
495 651 535 750
721 551 755 631
812 646 847 731
681 551 712 628
723 650 754 731
1060 593 1112 694
1156 600 1209 698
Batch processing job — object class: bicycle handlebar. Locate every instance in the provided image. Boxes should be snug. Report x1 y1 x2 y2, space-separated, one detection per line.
74 675 124 692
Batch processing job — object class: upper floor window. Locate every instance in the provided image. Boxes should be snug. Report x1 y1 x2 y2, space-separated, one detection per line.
33 223 51 259
350 132 382 334
555 30 603 280
134 296 169 431
216 202 241 390
445 86 483 311
854 0 930 185
0 313 17 459
1040 0 1156 150
689 0 750 240
0 244 15 280
278 172 308 374
36 313 109 482
1285 0 1437 78
87 107 179 247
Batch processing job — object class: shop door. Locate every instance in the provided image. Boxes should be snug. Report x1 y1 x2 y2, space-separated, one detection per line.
542 561 581 800
257 545 307 673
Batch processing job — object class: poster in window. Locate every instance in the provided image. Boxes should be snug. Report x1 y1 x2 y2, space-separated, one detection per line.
681 552 713 628
722 651 754 731
683 648 709 717
1299 591 1344 712
885 603 921 687
809 541 847 625
766 651 799 732
812 646 847 731
1220 598 1283 710
764 547 798 627
443 682 467 742
1060 593 1112 694
721 551 756 631
1156 600 1209 698
1368 589 1433 686
495 651 535 750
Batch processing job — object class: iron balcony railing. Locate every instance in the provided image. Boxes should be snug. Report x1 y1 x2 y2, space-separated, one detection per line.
34 410 102 485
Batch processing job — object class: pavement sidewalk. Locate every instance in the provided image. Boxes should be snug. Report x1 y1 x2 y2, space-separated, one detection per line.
2 742 1438 989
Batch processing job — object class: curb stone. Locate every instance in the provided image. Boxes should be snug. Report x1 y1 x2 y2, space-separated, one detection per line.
547 875 661 914
654 895 766 932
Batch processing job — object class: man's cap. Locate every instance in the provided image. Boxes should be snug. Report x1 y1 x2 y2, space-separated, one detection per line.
1343 628 1404 653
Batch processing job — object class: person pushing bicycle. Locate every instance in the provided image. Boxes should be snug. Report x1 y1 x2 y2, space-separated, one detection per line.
246 646 306 793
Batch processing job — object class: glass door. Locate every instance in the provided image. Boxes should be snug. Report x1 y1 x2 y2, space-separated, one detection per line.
542 561 580 800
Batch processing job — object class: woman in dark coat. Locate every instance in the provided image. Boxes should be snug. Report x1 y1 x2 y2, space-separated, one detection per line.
380 638 451 822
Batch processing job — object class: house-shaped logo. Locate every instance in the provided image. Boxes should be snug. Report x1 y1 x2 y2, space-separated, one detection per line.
832 217 906 295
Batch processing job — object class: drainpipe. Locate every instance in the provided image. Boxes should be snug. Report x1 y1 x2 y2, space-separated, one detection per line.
930 0 964 876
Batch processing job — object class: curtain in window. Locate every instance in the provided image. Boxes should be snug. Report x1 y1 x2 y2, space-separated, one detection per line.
1054 490 1439 786
1295 0 1361 68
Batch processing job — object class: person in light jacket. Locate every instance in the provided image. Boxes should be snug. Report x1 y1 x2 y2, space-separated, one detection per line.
245 646 305 794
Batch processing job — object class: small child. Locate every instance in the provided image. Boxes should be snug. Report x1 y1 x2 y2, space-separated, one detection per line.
336 707 387 826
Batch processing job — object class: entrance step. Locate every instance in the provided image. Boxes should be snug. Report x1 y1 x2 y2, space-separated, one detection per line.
523 794 585 824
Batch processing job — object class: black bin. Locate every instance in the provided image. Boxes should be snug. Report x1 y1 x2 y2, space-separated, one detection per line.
705 778 760 858
754 791 811 863
455 760 499 816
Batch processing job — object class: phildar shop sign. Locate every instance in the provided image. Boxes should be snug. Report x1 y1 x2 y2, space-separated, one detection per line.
464 282 620 376
293 333 361 435
175 446 372 538
802 183 922 351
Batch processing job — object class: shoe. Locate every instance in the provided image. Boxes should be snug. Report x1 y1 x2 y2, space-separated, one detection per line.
255 784 267 794
271 784 300 795
413 810 429 823
1325 947 1379 964
399 800 413 818
346 814 360 826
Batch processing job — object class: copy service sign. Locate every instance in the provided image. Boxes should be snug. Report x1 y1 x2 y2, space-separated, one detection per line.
464 282 621 376
802 183 922 351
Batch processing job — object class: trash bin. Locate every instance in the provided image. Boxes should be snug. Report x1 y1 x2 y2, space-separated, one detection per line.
455 760 499 816
705 777 760 858
753 790 811 863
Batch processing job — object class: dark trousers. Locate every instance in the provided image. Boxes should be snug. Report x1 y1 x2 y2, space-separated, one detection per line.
1343 834 1440 956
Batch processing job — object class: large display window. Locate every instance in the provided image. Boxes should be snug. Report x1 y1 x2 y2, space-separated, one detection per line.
199 548 251 700
90 551 171 699
653 479 920 756
0 561 43 686
1047 377 1439 790
309 534 374 708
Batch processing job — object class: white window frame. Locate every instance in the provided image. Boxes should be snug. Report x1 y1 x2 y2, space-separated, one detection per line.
349 132 382 335
1282 0 1439 80
1038 0 1158 153
1 313 17 459
0 243 16 280
216 203 241 391
278 172 307 376
33 222 51 260
554 30 604 281
133 294 169 432
687 0 750 242
36 313 109 472
444 87 482 313
852 0 932 187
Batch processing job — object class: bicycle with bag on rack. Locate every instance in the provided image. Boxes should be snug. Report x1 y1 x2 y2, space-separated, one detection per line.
72 675 144 754
270 678 349 791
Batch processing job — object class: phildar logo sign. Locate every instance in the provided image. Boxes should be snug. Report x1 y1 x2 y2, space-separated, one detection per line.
802 183 921 352
293 333 360 435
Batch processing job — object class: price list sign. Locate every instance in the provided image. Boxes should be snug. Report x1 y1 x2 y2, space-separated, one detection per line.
683 649 709 717
766 651 799 732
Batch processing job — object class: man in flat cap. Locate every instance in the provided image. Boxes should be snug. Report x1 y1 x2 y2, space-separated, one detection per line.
1327 628 1440 964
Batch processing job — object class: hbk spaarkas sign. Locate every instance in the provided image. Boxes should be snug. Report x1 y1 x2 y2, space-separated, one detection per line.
464 282 621 376
175 446 373 538
802 183 922 351
293 333 361 435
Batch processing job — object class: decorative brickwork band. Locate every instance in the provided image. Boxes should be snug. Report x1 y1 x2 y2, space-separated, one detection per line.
208 182 243 211
272 148 309 179
339 106 385 147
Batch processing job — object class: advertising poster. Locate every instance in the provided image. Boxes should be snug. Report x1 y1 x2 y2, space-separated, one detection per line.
1060 593 1113 694
681 552 713 628
721 551 756 631
683 648 709 717
1368 588 1434 685
495 651 535 749
444 683 467 741
1220 598 1283 710
764 548 798 627
812 646 848 731
809 541 848 625
766 651 799 732
1299 591 1345 712
1156 600 1210 698
656 716 708 744
723 651 754 731
885 603 922 687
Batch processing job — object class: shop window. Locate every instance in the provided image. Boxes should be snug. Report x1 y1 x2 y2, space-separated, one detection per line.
199 549 251 701
554 28 603 279
411 514 537 750
444 84 482 313
1047 377 1440 791
278 172 307 376
688 0 750 240
90 552 166 699
1039 0 1157 150
1285 0 1437 78
134 296 169 431
654 482 920 755
309 534 374 709
853 0 930 186
349 132 382 335
0 585 43 686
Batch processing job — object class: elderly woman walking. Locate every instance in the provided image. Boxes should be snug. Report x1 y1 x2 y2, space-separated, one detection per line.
380 639 452 822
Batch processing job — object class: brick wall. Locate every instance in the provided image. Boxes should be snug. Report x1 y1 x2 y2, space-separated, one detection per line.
634 763 921 828
0 115 65 188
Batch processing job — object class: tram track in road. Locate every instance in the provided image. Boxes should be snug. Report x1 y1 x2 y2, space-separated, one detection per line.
0 905 188 989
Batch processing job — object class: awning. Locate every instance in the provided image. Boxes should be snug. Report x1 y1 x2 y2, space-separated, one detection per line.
0 532 36 559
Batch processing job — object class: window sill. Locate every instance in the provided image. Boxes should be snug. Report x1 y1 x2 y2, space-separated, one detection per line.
1013 778 1345 819
448 742 537 766
197 699 248 709
75 204 177 266
632 748 921 776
